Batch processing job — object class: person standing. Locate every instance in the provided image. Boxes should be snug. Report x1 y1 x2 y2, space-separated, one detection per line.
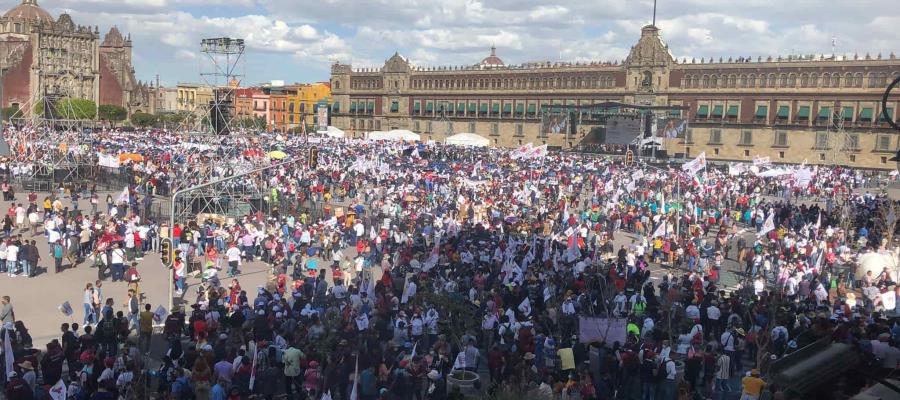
173 255 186 296
139 304 154 355
126 289 139 332
0 296 14 325
226 243 241 277
110 243 126 282
715 349 732 396
82 283 95 325
6 238 18 277
23 240 38 278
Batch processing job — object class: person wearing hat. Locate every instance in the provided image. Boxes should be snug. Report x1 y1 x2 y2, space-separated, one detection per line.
18 360 36 391
740 369 766 400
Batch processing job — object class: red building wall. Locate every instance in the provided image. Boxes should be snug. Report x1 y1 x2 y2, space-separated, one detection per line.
98 54 124 107
1 43 32 108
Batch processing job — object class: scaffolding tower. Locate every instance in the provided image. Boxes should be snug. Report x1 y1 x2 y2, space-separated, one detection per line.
828 107 852 165
167 37 281 222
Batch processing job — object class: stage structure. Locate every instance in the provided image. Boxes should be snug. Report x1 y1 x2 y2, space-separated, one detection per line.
167 37 283 221
6 85 97 189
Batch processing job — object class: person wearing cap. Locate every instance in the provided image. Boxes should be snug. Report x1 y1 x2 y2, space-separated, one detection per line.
740 369 766 400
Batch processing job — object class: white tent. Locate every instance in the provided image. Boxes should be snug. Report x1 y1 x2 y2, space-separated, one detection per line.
445 132 490 147
856 251 899 280
324 126 345 138
368 129 420 141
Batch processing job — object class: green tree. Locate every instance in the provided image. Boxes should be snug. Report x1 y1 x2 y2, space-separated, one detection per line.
98 104 127 122
1 105 20 122
54 98 97 120
130 112 157 127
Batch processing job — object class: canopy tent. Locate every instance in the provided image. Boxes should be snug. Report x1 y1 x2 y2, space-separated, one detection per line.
445 132 490 147
368 129 421 141
320 126 345 138
856 251 899 280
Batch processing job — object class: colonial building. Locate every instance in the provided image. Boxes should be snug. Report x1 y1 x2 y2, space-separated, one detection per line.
0 0 153 116
330 25 900 169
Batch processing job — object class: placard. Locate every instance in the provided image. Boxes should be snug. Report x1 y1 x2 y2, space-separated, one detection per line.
578 317 628 345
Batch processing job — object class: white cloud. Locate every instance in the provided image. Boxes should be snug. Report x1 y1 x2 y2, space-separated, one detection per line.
2 0 892 84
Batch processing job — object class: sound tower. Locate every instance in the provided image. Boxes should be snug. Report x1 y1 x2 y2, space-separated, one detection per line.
209 100 232 135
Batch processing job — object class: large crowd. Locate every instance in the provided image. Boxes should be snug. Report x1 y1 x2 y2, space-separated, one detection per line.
0 127 899 400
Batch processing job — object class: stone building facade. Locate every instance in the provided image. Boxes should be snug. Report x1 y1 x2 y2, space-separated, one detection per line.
330 25 900 169
0 0 153 116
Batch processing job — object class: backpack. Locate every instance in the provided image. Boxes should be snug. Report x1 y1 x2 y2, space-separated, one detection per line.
101 319 117 339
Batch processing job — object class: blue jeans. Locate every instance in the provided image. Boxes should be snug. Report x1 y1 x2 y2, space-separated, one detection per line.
175 277 185 292
715 378 731 394
83 303 95 325
21 260 30 277
6 260 17 275
657 380 676 400
642 382 656 400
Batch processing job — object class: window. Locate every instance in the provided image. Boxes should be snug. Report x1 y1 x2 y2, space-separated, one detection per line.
814 131 829 149
819 153 826 161
350 120 356 129
708 129 722 144
779 151 785 159
516 124 524 136
743 149 750 157
713 148 720 156
845 133 860 150
375 120 381 130
849 154 856 163
882 156 888 164
469 122 476 132
491 123 499 136
876 134 894 151
774 131 788 147
739 130 753 145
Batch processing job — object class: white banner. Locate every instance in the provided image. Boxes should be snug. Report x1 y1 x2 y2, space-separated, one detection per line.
753 155 771 166
578 317 627 345
682 152 706 175
758 213 775 238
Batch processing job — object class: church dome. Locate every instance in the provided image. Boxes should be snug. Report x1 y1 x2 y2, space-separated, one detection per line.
3 0 54 25
479 46 505 68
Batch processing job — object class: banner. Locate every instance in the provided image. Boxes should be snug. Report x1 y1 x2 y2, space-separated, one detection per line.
758 212 775 238
317 105 329 131
511 143 533 160
578 317 627 345
527 144 549 159
753 155 771 166
651 221 667 238
656 117 687 138
542 111 569 135
682 152 707 175
152 305 167 323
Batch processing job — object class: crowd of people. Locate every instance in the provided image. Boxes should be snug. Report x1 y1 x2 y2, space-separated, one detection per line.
0 127 899 400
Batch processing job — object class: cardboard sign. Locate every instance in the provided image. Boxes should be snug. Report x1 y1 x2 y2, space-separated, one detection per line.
578 317 628 345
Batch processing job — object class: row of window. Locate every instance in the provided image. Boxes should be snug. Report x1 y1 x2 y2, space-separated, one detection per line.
350 79 382 90
409 75 617 91
693 102 895 124
682 71 896 89
690 128 894 151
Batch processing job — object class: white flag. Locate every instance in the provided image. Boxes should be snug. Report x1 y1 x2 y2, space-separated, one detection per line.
116 186 129 204
4 329 12 382
511 143 533 160
652 221 667 238
350 356 360 400
518 297 532 316
48 379 67 400
682 152 707 175
528 144 549 159
758 213 775 238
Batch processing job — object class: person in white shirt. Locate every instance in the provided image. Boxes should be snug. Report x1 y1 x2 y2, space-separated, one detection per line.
6 241 18 277
613 291 627 316
226 244 241 277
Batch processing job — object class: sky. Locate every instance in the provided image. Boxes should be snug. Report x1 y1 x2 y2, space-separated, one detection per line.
8 0 899 87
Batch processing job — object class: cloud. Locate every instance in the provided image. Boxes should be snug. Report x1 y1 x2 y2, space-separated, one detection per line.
0 0 892 84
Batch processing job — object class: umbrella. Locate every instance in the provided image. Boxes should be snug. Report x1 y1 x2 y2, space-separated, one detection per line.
118 153 144 163
267 150 288 160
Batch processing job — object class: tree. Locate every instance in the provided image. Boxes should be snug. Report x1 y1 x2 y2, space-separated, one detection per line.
131 112 157 128
98 104 127 122
54 98 96 120
1 105 20 122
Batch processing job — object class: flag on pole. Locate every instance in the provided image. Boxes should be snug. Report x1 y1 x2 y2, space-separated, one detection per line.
116 186 129 204
249 341 259 390
511 143 533 159
758 212 775 238
528 144 549 159
682 152 707 175
349 356 359 400
652 221 667 238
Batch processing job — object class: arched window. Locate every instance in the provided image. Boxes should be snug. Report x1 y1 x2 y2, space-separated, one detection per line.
822 73 831 87
854 73 863 87
739 75 747 87
779 74 787 87
769 73 777 87
809 73 818 87
843 73 853 87
831 74 840 87
788 74 796 87
334 80 341 90
702 75 710 88
710 75 718 87
691 76 699 88
747 74 756 87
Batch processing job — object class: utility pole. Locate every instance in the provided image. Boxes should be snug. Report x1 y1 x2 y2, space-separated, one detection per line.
167 157 302 313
